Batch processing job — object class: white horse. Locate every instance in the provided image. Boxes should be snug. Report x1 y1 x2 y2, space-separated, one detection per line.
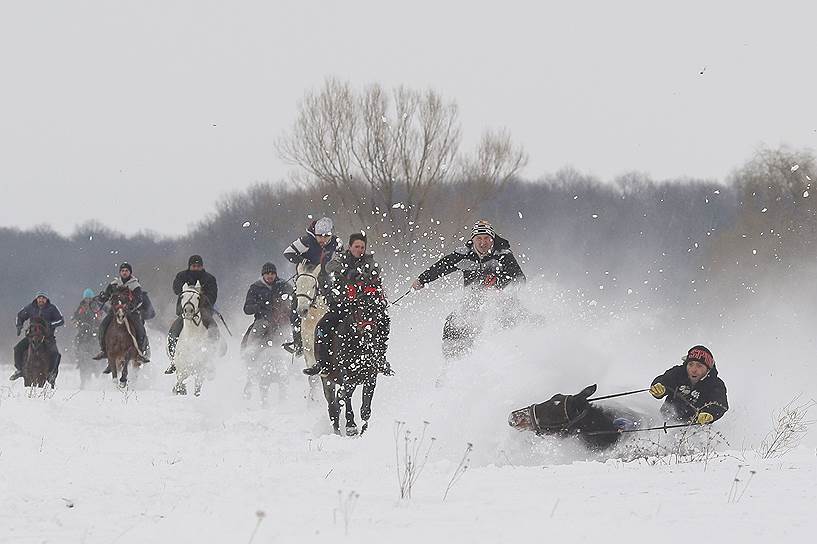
172 281 215 396
294 262 329 401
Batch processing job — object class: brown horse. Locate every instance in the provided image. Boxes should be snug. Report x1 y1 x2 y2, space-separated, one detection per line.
23 317 52 388
104 288 141 388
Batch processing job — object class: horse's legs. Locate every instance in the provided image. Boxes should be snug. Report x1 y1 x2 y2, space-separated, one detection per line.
361 374 377 424
119 358 128 387
321 377 340 433
109 357 118 381
343 381 358 435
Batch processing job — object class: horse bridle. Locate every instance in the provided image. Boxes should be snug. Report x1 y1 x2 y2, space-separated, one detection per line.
180 288 202 326
293 271 320 308
532 395 590 435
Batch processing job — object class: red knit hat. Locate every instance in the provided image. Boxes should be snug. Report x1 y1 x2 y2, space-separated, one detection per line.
686 345 714 369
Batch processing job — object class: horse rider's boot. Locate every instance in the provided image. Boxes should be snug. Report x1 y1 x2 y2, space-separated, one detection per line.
302 362 324 376
283 330 304 357
8 369 24 381
164 363 176 374
102 363 112 374
92 350 107 360
379 359 394 376
164 334 177 373
137 342 151 363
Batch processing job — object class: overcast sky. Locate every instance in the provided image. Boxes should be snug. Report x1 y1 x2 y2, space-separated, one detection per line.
1 1 815 236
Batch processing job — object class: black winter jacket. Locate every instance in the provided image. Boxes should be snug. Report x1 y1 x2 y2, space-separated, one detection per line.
17 300 65 335
418 235 525 289
652 364 729 422
325 250 384 308
173 269 218 309
243 278 294 323
99 276 144 311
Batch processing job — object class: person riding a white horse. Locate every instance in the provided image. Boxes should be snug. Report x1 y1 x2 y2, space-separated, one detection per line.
165 255 219 374
93 262 151 366
282 217 342 356
303 232 393 377
411 220 526 293
241 262 294 339
9 291 64 383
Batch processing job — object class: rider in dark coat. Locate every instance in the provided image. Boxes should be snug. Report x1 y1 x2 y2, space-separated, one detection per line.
10 291 64 382
165 255 220 373
650 345 729 424
242 262 295 324
93 262 151 365
282 217 342 356
303 232 392 377
413 220 526 291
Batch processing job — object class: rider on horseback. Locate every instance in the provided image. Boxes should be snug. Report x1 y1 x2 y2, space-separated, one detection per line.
303 232 392 377
10 291 64 383
73 288 104 325
93 262 151 365
282 217 341 356
242 262 294 332
165 255 219 374
411 220 526 292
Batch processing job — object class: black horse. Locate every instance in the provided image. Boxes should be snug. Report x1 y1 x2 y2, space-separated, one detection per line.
323 297 383 436
508 384 640 451
23 317 55 388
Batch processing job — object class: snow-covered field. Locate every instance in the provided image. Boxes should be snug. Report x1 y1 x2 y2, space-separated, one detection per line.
2 285 815 543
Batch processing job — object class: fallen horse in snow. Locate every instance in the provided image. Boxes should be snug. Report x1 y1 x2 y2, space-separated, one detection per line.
508 384 649 451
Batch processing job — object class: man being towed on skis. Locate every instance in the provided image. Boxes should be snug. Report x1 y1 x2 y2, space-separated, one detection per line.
650 345 729 425
93 262 151 366
303 232 392 376
282 216 342 356
411 220 526 293
10 292 64 383
165 255 220 374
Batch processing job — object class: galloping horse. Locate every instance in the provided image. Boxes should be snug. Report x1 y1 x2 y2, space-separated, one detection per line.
104 288 141 388
293 262 329 401
241 302 291 405
322 296 382 436
23 317 53 388
74 310 102 389
173 281 215 396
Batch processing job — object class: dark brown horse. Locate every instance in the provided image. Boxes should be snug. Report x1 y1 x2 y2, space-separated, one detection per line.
23 317 52 388
104 288 141 388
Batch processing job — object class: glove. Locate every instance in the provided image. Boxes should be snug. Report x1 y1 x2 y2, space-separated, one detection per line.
649 383 666 398
696 412 714 425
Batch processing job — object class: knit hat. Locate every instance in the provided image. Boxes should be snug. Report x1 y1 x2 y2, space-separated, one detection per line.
83 288 95 299
314 217 334 236
261 262 277 275
188 255 204 267
686 345 715 369
471 220 495 239
119 262 133 273
35 291 49 301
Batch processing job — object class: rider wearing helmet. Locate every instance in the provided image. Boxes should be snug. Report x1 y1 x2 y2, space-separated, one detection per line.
10 291 64 384
93 262 151 365
282 217 342 356
303 232 392 377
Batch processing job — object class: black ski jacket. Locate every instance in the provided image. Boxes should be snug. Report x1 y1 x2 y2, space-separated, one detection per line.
243 278 294 323
418 235 525 290
173 269 218 311
652 364 729 422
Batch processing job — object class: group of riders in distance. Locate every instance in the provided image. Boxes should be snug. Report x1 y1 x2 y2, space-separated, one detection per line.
10 217 729 439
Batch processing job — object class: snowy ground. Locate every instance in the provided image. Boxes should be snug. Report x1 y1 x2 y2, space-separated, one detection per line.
1 285 815 543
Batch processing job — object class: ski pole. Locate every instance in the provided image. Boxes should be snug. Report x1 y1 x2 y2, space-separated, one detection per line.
388 289 413 307
583 421 698 437
587 388 650 403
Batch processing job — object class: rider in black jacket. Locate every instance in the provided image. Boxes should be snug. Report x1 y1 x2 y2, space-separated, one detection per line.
650 345 729 424
10 292 64 383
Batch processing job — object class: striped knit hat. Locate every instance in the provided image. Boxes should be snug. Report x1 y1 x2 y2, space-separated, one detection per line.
471 220 495 239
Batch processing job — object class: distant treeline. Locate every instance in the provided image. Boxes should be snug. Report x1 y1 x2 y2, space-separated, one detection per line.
1 146 815 355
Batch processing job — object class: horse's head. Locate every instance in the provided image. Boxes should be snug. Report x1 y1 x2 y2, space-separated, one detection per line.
109 287 132 324
27 317 51 346
509 384 597 434
294 262 321 317
180 281 202 322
